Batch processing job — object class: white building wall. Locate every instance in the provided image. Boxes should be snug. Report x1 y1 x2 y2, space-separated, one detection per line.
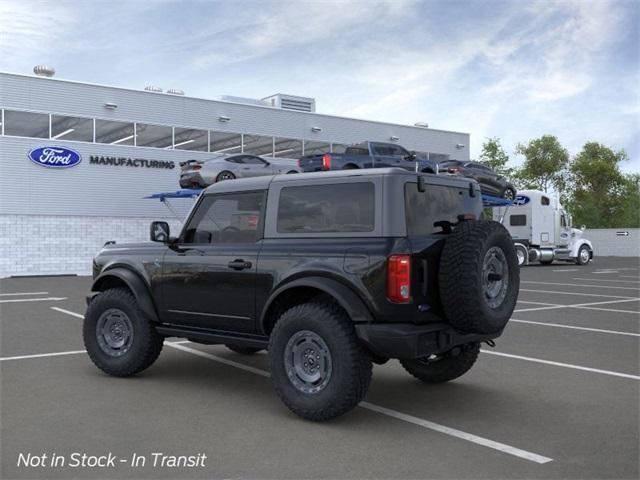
584 228 640 258
0 215 184 277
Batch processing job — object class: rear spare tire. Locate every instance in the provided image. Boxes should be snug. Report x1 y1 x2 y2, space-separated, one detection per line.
439 220 519 334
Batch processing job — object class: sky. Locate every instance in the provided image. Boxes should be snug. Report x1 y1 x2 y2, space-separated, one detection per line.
1 0 638 172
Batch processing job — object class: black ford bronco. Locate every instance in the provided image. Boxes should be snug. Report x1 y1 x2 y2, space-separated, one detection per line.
84 168 519 421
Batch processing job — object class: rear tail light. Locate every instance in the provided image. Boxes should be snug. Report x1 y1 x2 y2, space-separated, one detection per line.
322 153 332 170
448 167 460 174
297 159 301 168
192 165 202 171
387 255 411 303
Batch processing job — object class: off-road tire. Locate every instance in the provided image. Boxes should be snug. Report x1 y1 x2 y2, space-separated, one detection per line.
225 344 263 355
400 343 480 383
269 302 372 421
439 220 519 334
83 288 164 377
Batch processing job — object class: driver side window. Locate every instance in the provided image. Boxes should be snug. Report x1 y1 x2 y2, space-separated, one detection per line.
182 192 264 244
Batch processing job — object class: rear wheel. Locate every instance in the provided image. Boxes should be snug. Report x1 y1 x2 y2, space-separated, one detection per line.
343 164 359 170
216 171 235 182
439 221 519 334
269 302 372 421
400 343 480 383
83 288 164 377
515 244 528 267
225 344 263 355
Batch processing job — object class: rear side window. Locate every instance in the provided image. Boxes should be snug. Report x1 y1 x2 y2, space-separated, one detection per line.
510 215 527 226
405 183 478 235
277 183 375 233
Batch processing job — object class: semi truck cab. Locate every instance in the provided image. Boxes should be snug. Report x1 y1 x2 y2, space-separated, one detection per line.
493 190 594 266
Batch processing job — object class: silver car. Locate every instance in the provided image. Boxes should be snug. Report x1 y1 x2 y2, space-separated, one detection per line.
179 154 301 188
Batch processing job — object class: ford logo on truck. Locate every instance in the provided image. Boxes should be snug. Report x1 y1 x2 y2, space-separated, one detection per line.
513 195 530 206
28 147 82 168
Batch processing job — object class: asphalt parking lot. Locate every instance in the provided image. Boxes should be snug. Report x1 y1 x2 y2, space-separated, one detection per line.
1 257 638 479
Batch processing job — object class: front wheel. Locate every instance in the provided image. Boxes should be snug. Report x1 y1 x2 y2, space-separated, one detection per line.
515 244 528 267
576 245 591 265
502 187 516 201
400 343 480 383
269 302 372 421
83 288 164 377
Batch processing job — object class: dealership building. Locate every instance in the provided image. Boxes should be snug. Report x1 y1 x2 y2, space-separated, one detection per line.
0 69 470 277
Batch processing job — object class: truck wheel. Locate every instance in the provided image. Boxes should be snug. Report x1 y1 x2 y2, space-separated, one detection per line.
400 343 480 383
439 220 519 334
83 288 164 377
225 344 263 355
268 302 372 421
515 244 528 267
502 187 516 200
576 245 591 265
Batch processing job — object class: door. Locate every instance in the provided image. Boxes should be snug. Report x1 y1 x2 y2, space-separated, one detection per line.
235 155 273 178
371 143 398 167
558 211 571 247
159 190 266 332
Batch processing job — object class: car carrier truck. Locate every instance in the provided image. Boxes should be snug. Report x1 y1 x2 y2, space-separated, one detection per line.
493 189 594 266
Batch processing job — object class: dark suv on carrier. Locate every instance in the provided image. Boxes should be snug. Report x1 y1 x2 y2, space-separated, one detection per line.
85 168 519 421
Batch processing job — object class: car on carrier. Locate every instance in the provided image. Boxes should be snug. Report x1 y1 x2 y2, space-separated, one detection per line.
179 154 300 188
297 141 439 174
439 160 517 200
84 168 519 421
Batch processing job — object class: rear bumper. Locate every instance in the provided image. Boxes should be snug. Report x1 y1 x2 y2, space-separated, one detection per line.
355 322 502 360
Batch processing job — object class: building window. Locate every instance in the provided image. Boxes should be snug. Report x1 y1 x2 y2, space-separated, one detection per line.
3 110 49 138
210 131 242 154
95 119 135 145
303 140 330 156
429 153 450 163
174 127 208 151
51 114 93 142
135 123 173 148
274 137 303 158
243 134 274 156
277 183 375 234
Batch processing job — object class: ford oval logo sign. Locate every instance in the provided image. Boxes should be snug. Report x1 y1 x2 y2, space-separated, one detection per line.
28 146 82 169
513 195 530 206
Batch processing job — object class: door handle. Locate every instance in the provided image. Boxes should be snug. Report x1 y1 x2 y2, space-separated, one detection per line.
228 259 252 270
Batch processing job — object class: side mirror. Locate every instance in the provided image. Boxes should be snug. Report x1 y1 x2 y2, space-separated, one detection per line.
150 221 170 243
406 151 417 161
263 160 271 166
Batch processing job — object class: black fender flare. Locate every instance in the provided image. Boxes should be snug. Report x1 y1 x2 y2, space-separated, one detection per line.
91 267 159 323
259 276 373 332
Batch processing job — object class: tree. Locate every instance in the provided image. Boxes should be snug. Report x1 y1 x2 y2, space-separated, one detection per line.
479 137 513 177
515 135 569 193
566 142 637 228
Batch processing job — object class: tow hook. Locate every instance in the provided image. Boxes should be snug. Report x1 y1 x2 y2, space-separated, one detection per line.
484 339 496 348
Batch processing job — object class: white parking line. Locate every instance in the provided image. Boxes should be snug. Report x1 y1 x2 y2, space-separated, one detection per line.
360 402 553 464
552 269 579 272
522 281 639 291
0 297 67 303
51 307 84 318
573 278 639 284
520 289 637 299
168 343 552 464
573 306 640 315
515 297 640 313
0 350 86 362
510 319 639 337
516 300 560 306
621 275 640 279
0 291 49 296
593 271 619 274
480 350 640 380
